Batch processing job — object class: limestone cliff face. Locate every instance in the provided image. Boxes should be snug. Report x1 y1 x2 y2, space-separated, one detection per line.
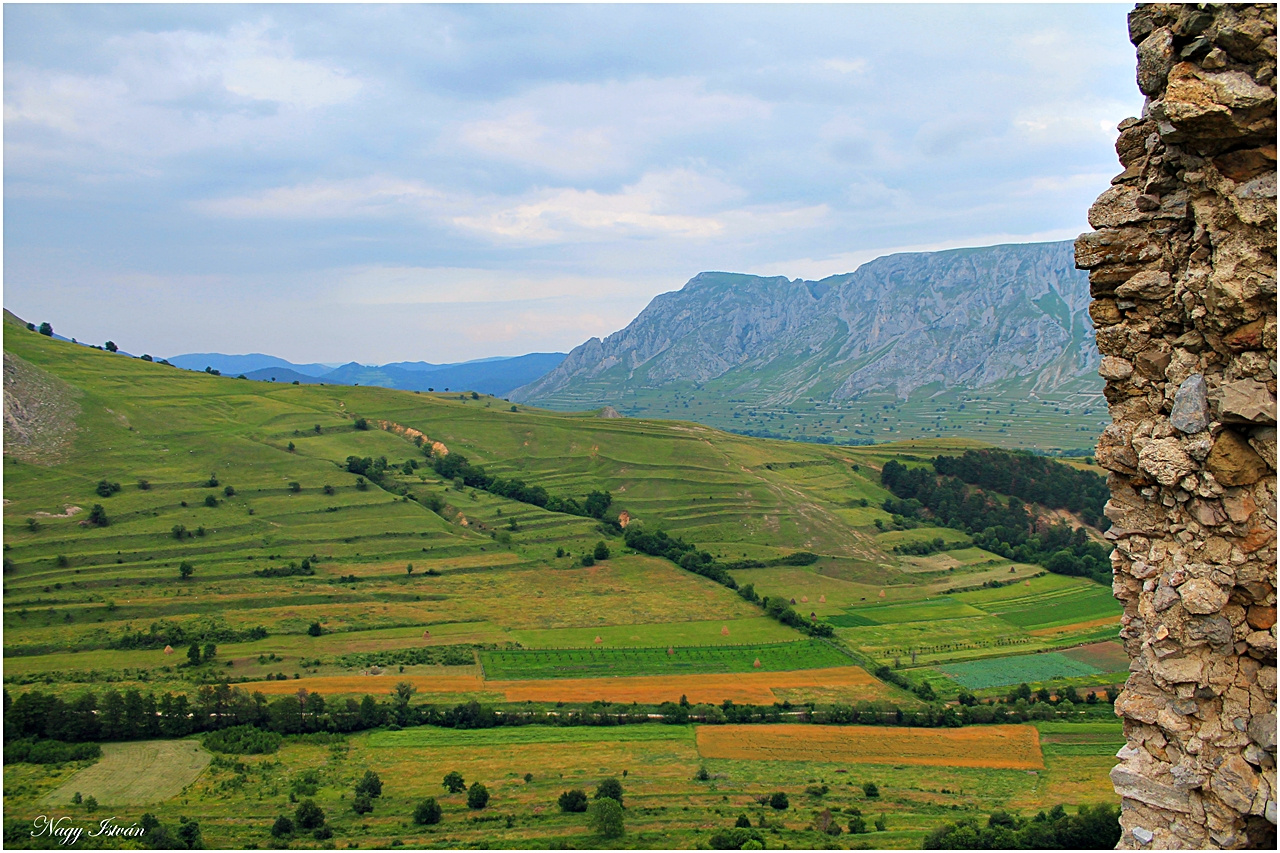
1076 4 1276 848
513 241 1098 405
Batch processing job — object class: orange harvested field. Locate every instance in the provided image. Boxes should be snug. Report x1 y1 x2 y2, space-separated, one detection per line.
1028 616 1117 636
696 723 1045 770
239 666 883 705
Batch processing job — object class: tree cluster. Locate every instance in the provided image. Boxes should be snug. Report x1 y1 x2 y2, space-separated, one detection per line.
880 461 1111 584
923 803 1120 849
932 449 1108 527
430 450 616 523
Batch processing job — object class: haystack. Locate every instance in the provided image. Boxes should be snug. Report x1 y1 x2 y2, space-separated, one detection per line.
752 658 762 669
593 636 603 645
721 625 730 636
818 594 826 603
163 645 174 655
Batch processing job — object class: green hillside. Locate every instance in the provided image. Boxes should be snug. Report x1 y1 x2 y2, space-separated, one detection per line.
2 317 1122 849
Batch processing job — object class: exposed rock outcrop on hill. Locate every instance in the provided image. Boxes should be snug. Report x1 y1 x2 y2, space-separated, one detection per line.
512 241 1099 407
1078 4 1276 848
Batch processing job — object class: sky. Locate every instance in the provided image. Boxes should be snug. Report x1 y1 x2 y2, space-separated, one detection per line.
3 3 1143 364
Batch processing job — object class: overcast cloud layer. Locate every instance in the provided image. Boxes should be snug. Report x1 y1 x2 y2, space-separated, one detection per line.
4 4 1142 364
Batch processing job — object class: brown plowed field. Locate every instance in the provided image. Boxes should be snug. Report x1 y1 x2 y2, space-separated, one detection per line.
239 665 885 705
695 723 1045 770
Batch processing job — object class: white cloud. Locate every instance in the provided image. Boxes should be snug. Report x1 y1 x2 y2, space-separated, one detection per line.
197 166 823 247
820 58 869 75
195 176 443 219
4 19 362 170
450 76 771 176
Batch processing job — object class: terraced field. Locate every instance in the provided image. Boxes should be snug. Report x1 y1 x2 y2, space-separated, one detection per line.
3 316 1122 847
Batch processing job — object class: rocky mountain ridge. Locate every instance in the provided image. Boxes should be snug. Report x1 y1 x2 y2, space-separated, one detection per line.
512 240 1100 409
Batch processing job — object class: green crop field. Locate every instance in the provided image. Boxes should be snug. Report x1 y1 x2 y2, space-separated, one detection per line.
937 652 1104 690
479 640 851 680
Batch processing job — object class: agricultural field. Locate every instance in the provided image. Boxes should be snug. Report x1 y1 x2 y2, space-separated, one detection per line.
42 741 211 805
479 640 851 680
695 723 1045 770
2 317 1124 847
3 718 1123 850
934 652 1106 691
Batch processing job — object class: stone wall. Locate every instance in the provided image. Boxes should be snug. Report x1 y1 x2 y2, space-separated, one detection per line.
1075 4 1276 848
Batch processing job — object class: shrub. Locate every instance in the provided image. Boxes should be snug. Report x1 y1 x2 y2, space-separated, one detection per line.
862 781 879 798
307 621 322 637
848 815 868 834
443 771 465 793
95 479 121 497
87 504 109 526
179 561 194 580
204 494 218 508
735 814 752 828
352 794 373 815
593 541 610 560
294 799 325 830
580 554 595 567
355 770 382 798
202 725 282 755
413 797 442 825
323 484 335 495
558 789 588 813
270 816 293 837
595 777 623 807
769 792 789 810
354 417 369 430
695 766 711 781
466 782 489 809
224 485 236 497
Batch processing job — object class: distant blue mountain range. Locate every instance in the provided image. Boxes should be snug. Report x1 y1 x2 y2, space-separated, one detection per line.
167 351 566 398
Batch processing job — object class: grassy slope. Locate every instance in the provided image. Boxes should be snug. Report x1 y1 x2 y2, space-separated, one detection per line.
2 320 1122 847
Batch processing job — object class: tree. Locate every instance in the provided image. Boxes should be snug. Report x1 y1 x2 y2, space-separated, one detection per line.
413 797 442 825
202 642 217 661
769 792 789 810
593 541 610 561
352 795 373 815
294 799 325 830
874 814 887 832
307 621 322 637
323 484 335 495
26 517 40 532
105 341 118 353
589 797 625 839
862 781 880 798
354 417 369 430
270 816 293 837
595 777 623 807
223 485 236 497
186 643 201 666
443 771 466 793
179 561 194 580
87 504 109 526
39 322 53 337
355 770 382 798
848 815 868 834
287 442 296 453
581 554 595 567
289 481 300 492
466 782 489 809
558 789 589 812
175 817 202 849
735 814 752 828
204 494 218 508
